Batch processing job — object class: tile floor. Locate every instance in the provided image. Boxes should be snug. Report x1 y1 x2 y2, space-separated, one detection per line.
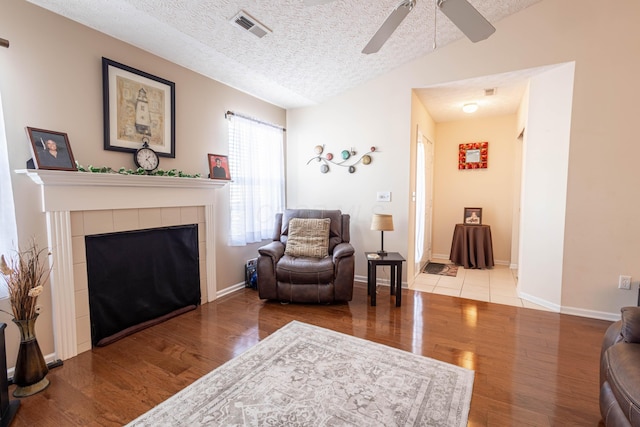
409 258 552 311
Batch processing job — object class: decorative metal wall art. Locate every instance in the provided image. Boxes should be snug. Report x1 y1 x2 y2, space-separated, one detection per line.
307 145 376 174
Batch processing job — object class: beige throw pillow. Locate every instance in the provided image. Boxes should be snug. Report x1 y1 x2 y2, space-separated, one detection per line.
285 218 331 258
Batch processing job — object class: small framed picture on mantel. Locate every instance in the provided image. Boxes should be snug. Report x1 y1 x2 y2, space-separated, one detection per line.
26 127 77 171
208 154 231 180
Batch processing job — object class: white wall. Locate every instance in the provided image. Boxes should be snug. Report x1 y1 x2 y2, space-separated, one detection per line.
287 84 413 283
287 0 640 319
517 63 575 310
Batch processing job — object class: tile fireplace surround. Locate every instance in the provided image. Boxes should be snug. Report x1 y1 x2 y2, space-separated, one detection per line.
17 169 227 361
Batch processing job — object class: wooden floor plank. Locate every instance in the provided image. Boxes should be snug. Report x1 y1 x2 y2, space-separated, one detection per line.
7 285 611 426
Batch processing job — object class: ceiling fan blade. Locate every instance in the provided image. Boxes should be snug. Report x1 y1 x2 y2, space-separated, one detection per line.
362 0 416 55
437 0 495 42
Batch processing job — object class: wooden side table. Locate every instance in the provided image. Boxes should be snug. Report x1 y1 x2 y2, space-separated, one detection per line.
365 252 405 307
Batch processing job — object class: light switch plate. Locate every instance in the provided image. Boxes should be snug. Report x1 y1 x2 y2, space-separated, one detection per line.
376 191 391 202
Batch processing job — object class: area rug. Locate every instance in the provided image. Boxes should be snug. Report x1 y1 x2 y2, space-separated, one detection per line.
126 321 474 427
424 262 459 277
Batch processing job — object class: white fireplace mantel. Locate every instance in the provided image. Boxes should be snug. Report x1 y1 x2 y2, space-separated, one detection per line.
16 169 227 361
17 169 227 212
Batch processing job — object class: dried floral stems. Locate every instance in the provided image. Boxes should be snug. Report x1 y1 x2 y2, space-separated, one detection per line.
0 239 51 320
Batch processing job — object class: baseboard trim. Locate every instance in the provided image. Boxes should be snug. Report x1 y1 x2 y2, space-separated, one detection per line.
517 291 561 312
518 290 620 321
560 306 620 321
355 274 407 288
217 282 246 299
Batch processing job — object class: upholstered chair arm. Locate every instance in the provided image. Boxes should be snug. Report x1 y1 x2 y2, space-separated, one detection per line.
333 242 355 301
258 241 285 261
332 242 355 261
257 241 285 300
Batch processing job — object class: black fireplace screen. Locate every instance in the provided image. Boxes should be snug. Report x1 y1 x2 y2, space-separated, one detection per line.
86 225 200 346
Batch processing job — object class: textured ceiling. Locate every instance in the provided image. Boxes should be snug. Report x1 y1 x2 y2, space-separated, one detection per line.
27 0 541 119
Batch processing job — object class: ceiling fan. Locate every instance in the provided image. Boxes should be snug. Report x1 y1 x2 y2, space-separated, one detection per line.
363 0 495 54
303 0 496 54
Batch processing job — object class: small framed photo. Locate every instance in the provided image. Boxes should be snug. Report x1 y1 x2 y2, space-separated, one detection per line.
102 57 176 158
208 154 231 180
464 207 482 225
26 127 77 171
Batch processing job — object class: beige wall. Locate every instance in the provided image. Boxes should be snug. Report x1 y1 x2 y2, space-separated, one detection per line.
287 0 640 320
1 0 285 365
433 115 517 264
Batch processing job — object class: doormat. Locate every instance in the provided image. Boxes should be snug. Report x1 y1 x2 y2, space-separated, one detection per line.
424 262 459 277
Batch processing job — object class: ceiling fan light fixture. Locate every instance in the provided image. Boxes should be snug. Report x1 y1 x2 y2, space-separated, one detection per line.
463 103 478 113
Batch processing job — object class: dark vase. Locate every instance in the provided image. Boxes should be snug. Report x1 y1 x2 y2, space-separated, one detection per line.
12 315 49 397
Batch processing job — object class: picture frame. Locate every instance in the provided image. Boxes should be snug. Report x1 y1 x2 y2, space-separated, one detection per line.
208 154 231 180
102 57 175 158
26 127 77 171
463 207 483 225
459 142 488 169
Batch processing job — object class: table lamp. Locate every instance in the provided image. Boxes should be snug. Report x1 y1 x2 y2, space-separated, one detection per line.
371 213 394 255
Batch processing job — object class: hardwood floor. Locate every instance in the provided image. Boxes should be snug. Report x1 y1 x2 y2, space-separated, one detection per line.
9 284 611 426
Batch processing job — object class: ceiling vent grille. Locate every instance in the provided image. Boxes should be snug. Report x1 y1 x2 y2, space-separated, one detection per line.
484 88 497 96
230 11 271 38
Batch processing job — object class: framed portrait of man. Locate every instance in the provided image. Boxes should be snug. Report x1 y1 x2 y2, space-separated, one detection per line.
26 127 77 171
208 154 231 180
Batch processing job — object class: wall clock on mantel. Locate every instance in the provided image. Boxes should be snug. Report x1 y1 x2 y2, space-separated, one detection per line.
134 138 159 173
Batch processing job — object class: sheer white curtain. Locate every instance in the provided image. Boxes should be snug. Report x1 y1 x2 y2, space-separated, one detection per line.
227 114 285 246
0 90 17 297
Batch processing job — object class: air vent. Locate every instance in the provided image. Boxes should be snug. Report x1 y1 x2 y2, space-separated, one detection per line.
484 88 497 96
230 11 271 38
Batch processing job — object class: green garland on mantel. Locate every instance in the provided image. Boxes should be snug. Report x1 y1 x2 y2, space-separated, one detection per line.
75 161 202 178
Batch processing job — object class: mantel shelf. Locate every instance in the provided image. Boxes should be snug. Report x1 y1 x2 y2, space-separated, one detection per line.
15 169 228 190
15 169 227 213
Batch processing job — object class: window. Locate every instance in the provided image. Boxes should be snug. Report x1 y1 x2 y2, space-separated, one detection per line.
0 90 17 298
227 113 285 246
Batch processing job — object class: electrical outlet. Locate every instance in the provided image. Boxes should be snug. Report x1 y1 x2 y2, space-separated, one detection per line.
619 275 632 290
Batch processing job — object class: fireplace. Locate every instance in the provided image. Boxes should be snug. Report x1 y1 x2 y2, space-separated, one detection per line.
17 169 226 360
86 225 201 346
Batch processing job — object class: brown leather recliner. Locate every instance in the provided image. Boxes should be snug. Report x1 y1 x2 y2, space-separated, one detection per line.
600 306 640 426
257 209 355 303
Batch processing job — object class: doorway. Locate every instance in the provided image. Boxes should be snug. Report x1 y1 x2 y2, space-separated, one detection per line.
414 129 434 275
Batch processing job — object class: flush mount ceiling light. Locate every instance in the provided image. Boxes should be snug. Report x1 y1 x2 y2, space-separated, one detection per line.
462 103 478 113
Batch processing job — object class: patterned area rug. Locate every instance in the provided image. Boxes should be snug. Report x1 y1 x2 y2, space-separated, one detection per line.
127 321 474 427
424 262 459 277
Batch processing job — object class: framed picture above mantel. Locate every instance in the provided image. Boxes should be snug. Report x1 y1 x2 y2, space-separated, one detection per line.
102 57 176 158
458 141 488 169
